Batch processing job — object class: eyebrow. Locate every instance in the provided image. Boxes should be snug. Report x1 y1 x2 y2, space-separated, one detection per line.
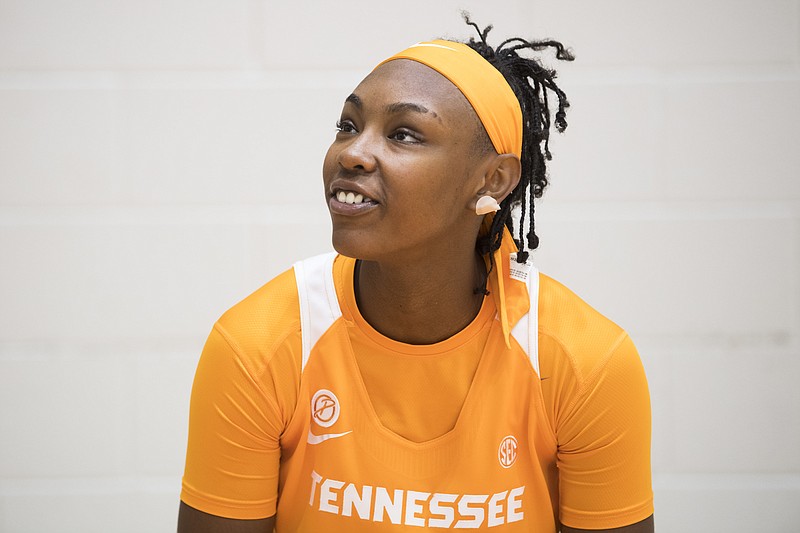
344 93 439 120
345 93 362 107
386 102 437 119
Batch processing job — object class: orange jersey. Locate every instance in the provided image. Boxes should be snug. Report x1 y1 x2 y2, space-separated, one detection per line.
181 253 653 531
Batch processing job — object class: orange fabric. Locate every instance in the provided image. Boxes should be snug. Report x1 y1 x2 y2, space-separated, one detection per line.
347 278 495 443
180 256 653 530
180 268 300 519
378 40 523 158
537 276 653 529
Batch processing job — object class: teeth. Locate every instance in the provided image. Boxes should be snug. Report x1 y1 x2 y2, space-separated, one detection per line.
336 190 369 205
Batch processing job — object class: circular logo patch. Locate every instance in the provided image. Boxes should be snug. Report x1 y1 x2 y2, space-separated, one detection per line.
498 435 518 468
311 389 340 428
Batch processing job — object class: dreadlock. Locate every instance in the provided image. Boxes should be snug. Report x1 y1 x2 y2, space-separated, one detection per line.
464 15 573 265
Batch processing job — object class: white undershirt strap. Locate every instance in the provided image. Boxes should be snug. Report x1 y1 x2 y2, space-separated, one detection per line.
510 262 541 377
293 252 341 372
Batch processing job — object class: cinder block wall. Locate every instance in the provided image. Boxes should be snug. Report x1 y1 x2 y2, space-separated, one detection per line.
1 2 798 531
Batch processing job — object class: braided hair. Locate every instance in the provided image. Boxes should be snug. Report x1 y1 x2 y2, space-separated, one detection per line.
464 15 574 265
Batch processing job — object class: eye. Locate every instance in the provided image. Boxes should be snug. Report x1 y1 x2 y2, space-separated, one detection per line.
389 128 421 144
335 119 357 134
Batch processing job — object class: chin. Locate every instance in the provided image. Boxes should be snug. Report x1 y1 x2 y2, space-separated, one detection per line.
330 229 375 261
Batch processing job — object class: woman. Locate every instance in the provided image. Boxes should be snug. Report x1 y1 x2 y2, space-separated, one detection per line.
178 19 654 533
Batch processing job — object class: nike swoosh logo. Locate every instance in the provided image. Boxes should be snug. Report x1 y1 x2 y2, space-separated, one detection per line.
307 429 353 445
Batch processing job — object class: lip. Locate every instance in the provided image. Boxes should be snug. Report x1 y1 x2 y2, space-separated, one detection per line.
328 195 380 216
327 179 379 202
327 178 381 216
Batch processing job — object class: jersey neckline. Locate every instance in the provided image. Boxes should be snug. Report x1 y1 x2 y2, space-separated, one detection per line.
336 256 497 356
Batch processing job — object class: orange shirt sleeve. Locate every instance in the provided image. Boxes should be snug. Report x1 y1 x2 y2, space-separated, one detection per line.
180 268 302 520
180 324 283 519
554 333 654 529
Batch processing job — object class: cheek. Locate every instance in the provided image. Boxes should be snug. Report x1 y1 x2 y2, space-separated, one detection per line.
322 144 338 181
427 164 473 205
394 169 471 222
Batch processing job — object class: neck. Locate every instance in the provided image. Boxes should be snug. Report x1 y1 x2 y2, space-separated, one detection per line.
354 246 487 345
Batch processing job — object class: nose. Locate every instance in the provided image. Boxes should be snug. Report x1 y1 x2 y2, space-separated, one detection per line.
337 130 378 173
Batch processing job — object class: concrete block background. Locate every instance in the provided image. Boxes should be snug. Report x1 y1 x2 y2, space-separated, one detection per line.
1 1 798 531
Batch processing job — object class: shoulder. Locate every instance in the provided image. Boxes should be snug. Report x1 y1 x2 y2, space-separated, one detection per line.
535 273 649 451
213 266 302 373
211 252 345 376
537 273 633 384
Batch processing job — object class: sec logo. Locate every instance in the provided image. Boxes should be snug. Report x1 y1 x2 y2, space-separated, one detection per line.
311 389 341 428
498 435 518 468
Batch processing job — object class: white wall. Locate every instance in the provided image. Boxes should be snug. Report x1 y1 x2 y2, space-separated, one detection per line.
1 1 798 531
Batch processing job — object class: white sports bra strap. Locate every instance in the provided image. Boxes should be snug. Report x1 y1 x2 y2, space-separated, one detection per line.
293 252 341 372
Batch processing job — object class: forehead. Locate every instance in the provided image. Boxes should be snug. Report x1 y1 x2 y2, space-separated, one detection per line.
351 59 477 122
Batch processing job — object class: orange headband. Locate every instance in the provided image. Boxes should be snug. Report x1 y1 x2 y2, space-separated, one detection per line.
378 40 523 158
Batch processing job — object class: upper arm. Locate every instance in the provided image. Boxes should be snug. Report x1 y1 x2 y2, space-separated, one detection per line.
555 335 654 530
178 502 276 533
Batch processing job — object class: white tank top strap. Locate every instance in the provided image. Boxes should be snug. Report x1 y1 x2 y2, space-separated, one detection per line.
509 254 541 377
293 252 341 372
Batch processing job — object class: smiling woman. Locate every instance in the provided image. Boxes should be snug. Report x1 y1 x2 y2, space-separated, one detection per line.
178 17 653 533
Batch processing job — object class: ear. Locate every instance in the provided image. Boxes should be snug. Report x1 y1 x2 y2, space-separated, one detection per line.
473 153 521 208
